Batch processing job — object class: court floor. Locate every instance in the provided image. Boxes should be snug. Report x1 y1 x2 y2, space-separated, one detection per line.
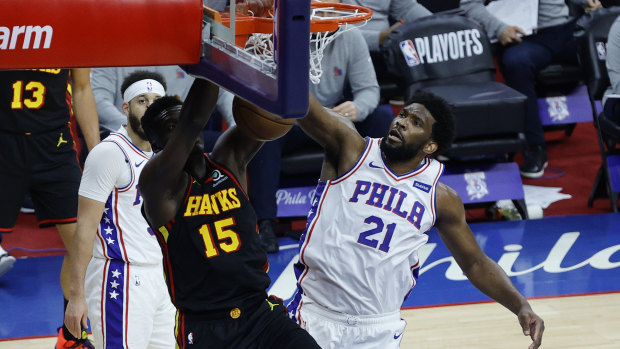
1 213 619 348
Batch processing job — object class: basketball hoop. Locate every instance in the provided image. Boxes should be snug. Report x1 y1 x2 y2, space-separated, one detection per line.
205 2 372 84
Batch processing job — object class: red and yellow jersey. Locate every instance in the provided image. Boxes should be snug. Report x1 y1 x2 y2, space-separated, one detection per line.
0 69 71 133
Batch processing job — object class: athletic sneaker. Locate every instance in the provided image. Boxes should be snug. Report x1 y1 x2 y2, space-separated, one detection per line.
56 327 94 349
520 145 548 179
20 194 35 214
0 253 16 277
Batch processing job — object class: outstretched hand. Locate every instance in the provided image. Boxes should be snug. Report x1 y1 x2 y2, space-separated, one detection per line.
518 307 545 349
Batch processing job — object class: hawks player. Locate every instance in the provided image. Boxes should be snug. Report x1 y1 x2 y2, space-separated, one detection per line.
139 78 320 348
64 71 175 348
0 68 99 347
288 92 545 349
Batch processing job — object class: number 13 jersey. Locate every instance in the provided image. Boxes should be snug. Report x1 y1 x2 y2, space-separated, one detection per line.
291 138 444 316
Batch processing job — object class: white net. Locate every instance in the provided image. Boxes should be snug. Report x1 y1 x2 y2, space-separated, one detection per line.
242 6 369 84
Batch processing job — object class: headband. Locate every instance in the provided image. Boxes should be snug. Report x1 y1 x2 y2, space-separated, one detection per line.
123 79 166 103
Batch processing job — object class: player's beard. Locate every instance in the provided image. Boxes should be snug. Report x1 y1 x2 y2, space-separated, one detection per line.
380 136 425 162
128 111 148 141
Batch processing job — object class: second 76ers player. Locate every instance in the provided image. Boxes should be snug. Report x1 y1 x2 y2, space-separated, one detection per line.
288 91 545 349
64 72 175 348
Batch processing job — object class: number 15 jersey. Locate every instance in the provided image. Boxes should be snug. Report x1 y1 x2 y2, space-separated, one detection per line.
290 138 444 316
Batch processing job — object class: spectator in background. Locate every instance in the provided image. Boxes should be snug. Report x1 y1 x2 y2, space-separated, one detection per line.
341 0 433 81
460 0 602 178
248 26 393 253
0 68 100 345
90 66 235 150
604 14 620 124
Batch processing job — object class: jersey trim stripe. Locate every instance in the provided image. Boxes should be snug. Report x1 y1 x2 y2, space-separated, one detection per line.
297 181 333 291
113 189 130 262
103 260 126 348
124 264 130 349
105 141 135 193
429 162 444 227
107 132 150 159
373 139 435 182
403 261 421 302
38 217 77 226
155 225 176 304
96 229 109 259
331 139 373 185
99 259 109 348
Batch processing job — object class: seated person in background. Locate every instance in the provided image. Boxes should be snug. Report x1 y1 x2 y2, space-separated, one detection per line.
247 26 393 253
604 14 620 125
459 0 602 178
90 66 235 150
341 0 433 81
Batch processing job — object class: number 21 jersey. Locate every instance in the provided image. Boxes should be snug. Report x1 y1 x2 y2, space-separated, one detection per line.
292 138 444 316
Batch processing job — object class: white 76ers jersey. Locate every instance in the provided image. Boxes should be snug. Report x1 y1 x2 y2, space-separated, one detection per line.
291 138 444 316
82 130 162 265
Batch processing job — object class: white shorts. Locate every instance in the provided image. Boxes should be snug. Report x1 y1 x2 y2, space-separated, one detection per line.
85 258 176 349
297 296 407 349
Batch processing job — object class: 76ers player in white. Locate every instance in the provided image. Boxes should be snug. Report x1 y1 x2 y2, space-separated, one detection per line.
64 72 175 348
288 92 545 349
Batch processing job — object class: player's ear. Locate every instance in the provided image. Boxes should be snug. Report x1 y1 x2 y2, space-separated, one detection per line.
423 140 438 155
122 101 130 116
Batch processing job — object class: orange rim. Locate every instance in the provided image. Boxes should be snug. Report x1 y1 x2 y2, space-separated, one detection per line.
308 2 373 32
205 2 372 36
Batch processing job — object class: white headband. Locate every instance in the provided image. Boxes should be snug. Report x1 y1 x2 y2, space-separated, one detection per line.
123 79 166 103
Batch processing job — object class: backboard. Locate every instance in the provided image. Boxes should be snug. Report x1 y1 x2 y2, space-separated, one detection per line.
0 0 201 69
182 0 311 118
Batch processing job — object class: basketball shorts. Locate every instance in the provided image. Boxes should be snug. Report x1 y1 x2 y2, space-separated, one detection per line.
85 258 176 349
0 125 80 231
296 296 407 349
175 296 320 349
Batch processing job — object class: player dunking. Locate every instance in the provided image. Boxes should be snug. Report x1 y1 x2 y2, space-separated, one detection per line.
287 92 545 349
138 78 320 348
64 71 176 348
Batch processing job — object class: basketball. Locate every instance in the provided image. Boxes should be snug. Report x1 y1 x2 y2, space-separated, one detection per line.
232 97 296 141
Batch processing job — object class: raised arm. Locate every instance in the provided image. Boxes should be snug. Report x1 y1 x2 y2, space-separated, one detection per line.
297 93 367 178
208 96 270 191
139 78 219 227
434 182 544 349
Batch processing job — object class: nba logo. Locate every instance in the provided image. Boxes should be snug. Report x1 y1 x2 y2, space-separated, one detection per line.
399 40 421 67
146 81 153 92
596 42 607 60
